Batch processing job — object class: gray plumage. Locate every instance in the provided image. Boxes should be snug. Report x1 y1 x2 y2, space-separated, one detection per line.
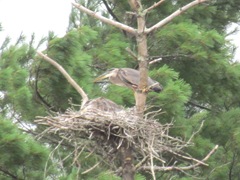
94 68 163 93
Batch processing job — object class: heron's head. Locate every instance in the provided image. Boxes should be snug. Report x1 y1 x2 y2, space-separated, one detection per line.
149 81 163 93
93 69 117 83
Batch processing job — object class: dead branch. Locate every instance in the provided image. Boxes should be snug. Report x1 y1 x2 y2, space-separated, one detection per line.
140 145 218 171
145 0 209 34
149 135 156 180
102 0 128 37
44 140 64 179
188 101 212 111
145 0 165 13
81 162 100 174
148 54 193 61
128 0 142 11
36 52 89 108
72 2 136 35
167 150 208 166
183 120 205 149
149 57 162 65
126 11 137 16
125 47 138 61
102 0 120 22
135 155 149 169
35 97 218 177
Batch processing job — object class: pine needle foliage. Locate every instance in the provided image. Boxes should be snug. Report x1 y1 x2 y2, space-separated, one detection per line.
0 117 50 179
1 0 240 179
0 44 45 121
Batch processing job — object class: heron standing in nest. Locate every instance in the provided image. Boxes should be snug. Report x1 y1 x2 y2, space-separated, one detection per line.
94 68 163 93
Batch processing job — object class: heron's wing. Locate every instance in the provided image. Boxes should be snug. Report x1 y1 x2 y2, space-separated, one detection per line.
120 68 157 87
118 68 163 92
118 68 140 89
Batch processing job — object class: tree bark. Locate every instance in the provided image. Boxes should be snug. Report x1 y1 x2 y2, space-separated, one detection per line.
120 1 149 179
135 18 148 115
121 142 135 180
36 52 89 108
128 0 148 115
72 2 136 35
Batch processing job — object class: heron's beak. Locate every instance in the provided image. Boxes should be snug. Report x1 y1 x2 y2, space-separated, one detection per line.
93 72 110 83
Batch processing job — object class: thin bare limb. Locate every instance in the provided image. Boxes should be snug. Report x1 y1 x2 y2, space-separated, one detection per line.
81 162 100 174
102 0 120 22
150 152 156 180
148 53 193 61
135 155 149 169
188 101 211 111
44 140 63 179
145 0 209 34
183 120 205 149
126 11 137 16
145 0 165 13
149 57 162 64
149 136 156 180
128 0 142 11
125 47 138 61
168 150 209 166
72 2 137 35
201 145 219 162
36 52 89 108
102 0 128 37
141 145 218 171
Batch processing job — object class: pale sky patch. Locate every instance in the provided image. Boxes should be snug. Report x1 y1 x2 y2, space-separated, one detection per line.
226 23 240 61
0 0 239 60
0 0 72 47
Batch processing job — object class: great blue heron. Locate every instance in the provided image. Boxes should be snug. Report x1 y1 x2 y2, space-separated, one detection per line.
94 68 163 93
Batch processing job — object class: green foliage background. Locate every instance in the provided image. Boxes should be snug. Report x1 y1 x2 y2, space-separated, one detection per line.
0 0 240 179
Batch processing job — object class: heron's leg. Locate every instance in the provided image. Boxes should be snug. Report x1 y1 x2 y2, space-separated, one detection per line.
136 86 150 93
146 82 159 92
134 91 137 101
143 87 150 93
141 82 160 93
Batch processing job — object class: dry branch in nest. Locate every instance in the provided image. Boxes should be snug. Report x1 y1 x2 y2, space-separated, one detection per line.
35 52 218 178
35 97 217 175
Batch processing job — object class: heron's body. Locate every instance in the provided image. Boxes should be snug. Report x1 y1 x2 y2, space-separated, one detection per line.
94 68 163 93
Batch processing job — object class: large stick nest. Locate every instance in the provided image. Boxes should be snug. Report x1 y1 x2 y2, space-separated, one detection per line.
35 97 191 170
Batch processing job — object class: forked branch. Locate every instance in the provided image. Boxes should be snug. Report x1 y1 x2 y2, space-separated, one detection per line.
145 0 209 34
36 52 89 108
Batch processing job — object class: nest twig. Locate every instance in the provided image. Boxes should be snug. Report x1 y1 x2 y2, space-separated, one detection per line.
35 97 216 176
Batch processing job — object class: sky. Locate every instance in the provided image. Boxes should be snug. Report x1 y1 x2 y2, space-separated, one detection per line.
0 0 239 60
0 0 72 47
226 23 240 61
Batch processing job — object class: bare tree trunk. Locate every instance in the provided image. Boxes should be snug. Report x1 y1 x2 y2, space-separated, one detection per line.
120 1 149 179
121 142 135 180
71 1 210 179
127 0 149 115
135 18 148 115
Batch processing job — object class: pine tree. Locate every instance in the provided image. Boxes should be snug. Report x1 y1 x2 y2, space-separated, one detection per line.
1 0 240 179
